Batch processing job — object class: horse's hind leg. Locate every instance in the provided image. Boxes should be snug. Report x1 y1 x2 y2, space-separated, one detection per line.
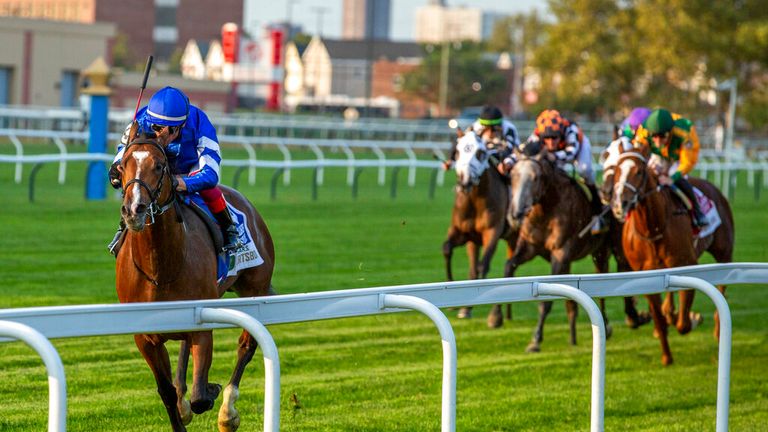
134 334 187 432
566 299 579 345
218 330 259 432
175 339 193 425
190 331 221 414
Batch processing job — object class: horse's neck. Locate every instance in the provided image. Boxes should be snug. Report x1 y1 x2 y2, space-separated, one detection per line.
129 208 186 280
478 169 508 205
631 172 667 236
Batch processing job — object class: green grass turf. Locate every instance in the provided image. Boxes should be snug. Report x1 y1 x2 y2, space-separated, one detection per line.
0 144 766 431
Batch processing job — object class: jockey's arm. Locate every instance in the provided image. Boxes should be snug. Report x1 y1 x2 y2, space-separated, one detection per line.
554 126 580 163
178 111 222 193
673 127 700 182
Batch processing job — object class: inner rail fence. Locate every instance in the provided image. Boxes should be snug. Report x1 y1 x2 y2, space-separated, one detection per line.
3 129 768 202
1 263 767 432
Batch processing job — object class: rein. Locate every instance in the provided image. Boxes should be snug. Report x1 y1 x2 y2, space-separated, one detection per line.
614 152 665 242
121 138 179 224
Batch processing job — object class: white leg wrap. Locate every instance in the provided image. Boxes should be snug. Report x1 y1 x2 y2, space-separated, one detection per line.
218 384 241 432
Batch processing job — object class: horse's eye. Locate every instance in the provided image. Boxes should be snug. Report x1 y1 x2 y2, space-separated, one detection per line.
155 163 164 173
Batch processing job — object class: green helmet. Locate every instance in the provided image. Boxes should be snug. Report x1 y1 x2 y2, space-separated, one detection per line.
643 109 674 135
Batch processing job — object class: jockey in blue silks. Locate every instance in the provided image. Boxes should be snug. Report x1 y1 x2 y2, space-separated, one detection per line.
108 86 240 254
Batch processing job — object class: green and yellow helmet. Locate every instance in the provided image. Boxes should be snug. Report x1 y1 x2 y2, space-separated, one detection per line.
643 109 674 135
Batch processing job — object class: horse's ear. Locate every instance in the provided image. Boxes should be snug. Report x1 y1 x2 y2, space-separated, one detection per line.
456 128 465 138
128 121 139 143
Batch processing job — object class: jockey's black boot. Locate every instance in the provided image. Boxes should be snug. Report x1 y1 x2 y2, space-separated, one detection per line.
587 183 608 234
107 219 126 258
214 208 241 252
674 178 709 227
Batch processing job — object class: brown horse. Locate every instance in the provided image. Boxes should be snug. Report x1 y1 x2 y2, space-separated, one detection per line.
610 145 734 365
502 142 614 352
115 122 275 431
442 130 517 321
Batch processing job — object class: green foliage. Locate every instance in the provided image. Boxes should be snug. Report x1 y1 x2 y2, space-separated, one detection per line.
111 33 130 69
0 150 767 430
166 48 184 74
402 42 510 113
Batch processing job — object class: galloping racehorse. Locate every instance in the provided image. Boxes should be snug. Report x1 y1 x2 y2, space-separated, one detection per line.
610 145 734 365
503 141 614 352
442 130 517 322
116 122 275 431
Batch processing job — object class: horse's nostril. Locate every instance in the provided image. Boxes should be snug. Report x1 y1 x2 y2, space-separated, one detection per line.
134 203 147 215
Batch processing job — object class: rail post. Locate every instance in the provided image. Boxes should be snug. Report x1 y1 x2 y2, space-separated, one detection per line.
381 294 456 432
667 276 732 432
197 308 280 432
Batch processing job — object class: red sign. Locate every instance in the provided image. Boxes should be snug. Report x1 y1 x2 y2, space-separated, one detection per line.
222 23 239 64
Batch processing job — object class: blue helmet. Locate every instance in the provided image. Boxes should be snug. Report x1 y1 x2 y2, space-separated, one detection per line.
146 86 189 126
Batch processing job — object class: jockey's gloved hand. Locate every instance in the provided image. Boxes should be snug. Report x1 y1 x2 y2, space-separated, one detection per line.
108 162 122 189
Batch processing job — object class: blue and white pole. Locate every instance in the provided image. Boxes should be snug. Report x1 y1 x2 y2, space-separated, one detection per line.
81 57 111 200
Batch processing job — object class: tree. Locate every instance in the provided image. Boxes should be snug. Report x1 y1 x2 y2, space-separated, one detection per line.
402 42 509 114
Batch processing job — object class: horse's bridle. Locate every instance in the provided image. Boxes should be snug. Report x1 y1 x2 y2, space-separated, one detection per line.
121 138 177 224
613 151 654 211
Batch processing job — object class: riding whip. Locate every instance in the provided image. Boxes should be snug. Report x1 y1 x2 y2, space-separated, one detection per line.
132 55 154 121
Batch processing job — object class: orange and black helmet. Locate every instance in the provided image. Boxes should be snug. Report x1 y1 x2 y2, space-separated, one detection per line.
536 109 564 138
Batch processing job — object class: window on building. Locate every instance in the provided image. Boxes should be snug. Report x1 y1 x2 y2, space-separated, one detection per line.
0 66 13 105
60 70 79 107
155 5 177 27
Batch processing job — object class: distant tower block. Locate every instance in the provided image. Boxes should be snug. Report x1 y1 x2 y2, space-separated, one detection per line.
342 0 391 40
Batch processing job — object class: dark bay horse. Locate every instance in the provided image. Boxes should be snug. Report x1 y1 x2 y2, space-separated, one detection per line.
116 122 275 431
442 130 517 322
610 145 734 365
502 142 614 353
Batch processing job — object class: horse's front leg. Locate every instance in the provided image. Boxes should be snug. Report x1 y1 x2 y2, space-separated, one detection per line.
175 339 193 425
190 330 221 414
645 293 673 365
675 289 701 335
553 256 579 346
456 241 480 319
478 228 503 328
134 334 187 432
218 330 259 432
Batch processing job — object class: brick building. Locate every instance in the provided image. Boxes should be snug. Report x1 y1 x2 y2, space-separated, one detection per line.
0 0 244 65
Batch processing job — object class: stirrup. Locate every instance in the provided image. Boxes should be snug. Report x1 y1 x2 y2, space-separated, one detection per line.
222 227 243 253
590 216 608 235
107 228 124 257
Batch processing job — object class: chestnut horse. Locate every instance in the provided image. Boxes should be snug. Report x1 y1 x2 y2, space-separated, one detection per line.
503 142 615 353
442 130 517 321
610 145 734 365
116 122 275 431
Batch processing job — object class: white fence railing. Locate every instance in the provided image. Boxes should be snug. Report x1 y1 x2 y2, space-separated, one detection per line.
1 263 767 432
4 128 768 199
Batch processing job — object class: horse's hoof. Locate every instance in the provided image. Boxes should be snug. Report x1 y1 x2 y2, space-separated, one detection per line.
626 311 652 329
525 341 541 353
457 307 472 319
605 323 613 340
179 398 193 425
218 385 241 432
191 383 222 414
218 413 241 432
689 312 703 330
662 354 673 366
486 313 503 329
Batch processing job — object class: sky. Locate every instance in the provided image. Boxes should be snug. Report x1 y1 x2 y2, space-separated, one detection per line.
244 0 547 41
